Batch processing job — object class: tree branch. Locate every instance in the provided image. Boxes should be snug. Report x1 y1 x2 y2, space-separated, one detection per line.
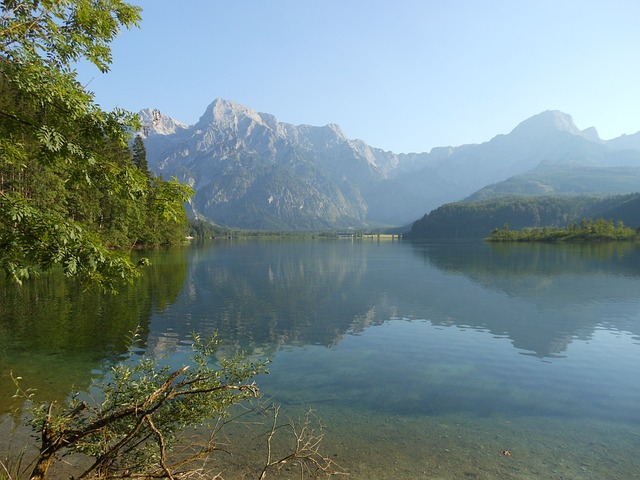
144 414 175 480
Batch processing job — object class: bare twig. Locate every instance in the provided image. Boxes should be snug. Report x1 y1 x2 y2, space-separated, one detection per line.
257 405 347 480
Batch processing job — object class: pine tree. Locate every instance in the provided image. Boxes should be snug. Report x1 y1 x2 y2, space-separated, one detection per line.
132 134 150 176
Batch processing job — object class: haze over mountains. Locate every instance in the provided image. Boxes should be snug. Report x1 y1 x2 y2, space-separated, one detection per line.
140 99 640 231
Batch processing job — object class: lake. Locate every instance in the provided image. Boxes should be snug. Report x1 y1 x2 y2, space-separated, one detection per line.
1 238 639 479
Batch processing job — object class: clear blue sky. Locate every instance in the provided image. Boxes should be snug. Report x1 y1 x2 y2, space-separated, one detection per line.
76 0 640 153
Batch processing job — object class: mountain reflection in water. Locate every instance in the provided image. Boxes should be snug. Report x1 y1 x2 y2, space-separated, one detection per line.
2 239 639 407
141 239 640 360
412 240 640 357
2 239 640 479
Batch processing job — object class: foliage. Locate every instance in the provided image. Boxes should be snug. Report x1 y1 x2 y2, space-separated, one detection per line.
9 332 344 480
487 218 640 243
408 193 640 239
0 0 192 292
12 332 266 479
0 191 146 287
187 218 228 239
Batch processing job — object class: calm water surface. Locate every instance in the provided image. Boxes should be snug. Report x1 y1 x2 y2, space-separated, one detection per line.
1 239 639 479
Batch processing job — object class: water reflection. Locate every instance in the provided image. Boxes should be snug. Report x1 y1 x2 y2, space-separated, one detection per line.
0 246 189 413
3 239 640 411
411 241 640 356
145 240 384 358
2 239 639 479
142 240 640 361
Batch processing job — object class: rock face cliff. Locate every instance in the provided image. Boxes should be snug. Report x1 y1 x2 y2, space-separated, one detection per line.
140 99 640 230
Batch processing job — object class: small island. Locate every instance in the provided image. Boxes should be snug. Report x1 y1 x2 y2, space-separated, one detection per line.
487 218 640 243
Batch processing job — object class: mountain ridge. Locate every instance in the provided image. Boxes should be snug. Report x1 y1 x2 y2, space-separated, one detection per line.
139 99 640 230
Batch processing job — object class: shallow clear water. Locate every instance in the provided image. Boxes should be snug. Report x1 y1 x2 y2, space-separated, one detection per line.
2 239 640 478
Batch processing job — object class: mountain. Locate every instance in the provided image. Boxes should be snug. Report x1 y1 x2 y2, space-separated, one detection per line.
140 99 407 229
140 100 386 229
509 110 600 141
140 101 640 230
606 131 640 151
465 164 640 201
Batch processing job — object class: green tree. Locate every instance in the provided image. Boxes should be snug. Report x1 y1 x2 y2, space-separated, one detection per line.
0 1 192 291
132 134 149 176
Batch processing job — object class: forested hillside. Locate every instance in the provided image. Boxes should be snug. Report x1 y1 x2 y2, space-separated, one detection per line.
408 194 640 238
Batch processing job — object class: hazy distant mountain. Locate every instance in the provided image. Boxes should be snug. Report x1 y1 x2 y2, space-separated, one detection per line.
605 132 640 152
465 164 640 201
139 100 640 230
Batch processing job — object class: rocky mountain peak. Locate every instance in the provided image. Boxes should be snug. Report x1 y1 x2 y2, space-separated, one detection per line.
580 126 601 142
196 98 266 130
511 110 579 136
509 110 600 142
138 108 187 137
326 123 346 137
